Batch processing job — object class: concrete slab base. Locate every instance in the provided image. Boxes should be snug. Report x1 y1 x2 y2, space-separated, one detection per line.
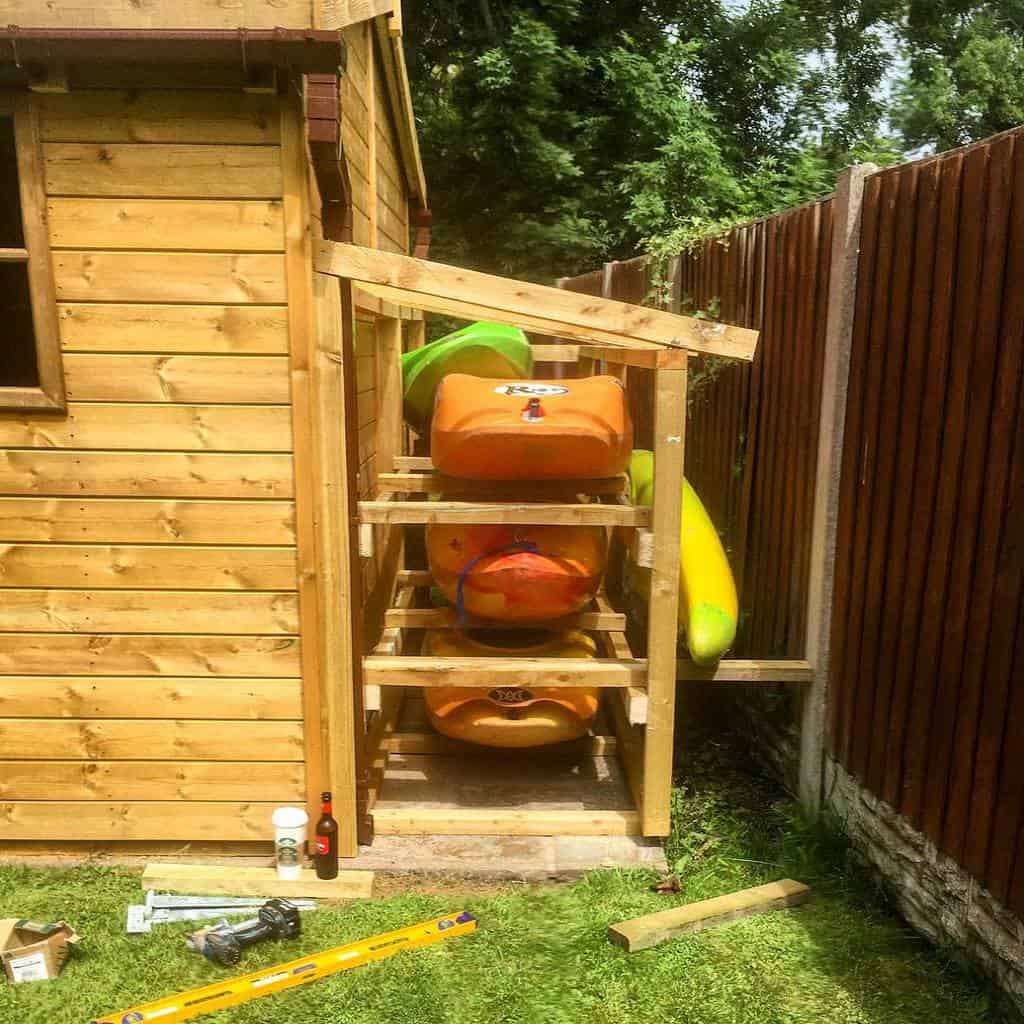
354 833 667 880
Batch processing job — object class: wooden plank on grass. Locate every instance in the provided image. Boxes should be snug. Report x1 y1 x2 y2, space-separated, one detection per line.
142 862 374 899
608 879 811 952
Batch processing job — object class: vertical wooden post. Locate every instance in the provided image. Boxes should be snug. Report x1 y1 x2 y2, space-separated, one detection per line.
375 317 404 476
643 359 687 835
313 273 362 856
281 96 329 828
800 163 876 814
366 24 379 250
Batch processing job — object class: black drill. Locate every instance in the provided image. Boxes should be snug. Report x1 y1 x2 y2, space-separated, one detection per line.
186 899 301 966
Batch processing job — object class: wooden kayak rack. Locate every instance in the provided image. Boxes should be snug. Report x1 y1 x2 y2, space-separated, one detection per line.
313 241 779 844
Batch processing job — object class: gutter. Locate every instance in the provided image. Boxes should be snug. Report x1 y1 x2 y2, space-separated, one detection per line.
0 27 345 73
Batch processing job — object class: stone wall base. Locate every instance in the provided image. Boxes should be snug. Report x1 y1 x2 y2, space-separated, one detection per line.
826 757 1024 1021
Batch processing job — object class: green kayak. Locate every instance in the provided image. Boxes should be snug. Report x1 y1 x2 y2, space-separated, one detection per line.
402 321 533 432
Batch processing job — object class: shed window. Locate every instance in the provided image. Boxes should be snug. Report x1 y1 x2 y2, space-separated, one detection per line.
0 95 64 412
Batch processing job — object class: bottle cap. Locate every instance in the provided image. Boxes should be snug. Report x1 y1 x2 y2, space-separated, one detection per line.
321 791 332 802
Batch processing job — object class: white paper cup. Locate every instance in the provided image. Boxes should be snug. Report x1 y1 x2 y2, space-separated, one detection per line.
272 806 308 880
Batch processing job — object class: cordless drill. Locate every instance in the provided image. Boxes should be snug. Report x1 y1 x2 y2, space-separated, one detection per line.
185 899 301 966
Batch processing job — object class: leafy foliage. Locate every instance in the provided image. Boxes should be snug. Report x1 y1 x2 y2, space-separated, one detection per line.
404 2 1021 280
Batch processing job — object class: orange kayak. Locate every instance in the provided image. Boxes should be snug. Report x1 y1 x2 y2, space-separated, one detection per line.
431 374 632 479
426 522 606 621
422 628 599 747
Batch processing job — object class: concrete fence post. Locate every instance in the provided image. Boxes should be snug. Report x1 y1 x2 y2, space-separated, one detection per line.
799 162 877 815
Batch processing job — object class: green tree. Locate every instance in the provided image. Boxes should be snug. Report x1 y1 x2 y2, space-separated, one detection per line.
896 1 1024 148
403 1 1018 282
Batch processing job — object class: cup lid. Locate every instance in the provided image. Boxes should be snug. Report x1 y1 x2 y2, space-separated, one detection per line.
271 806 309 828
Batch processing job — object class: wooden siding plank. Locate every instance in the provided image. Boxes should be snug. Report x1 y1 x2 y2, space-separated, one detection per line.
0 802 284 841
37 91 282 144
0 761 304 801
0 589 298 633
53 252 286 303
0 451 294 498
48 199 285 251
44 143 283 198
0 676 302 719
63 354 290 404
0 544 297 590
0 404 293 451
0 634 300 676
0 719 303 761
0 1 313 29
0 497 295 544
58 303 289 354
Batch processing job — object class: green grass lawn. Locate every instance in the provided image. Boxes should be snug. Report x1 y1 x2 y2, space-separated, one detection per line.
0 737 995 1024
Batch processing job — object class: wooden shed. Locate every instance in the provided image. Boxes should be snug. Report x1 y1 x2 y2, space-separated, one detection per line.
0 1 758 859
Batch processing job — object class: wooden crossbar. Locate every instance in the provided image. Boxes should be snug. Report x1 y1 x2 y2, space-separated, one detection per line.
315 242 758 360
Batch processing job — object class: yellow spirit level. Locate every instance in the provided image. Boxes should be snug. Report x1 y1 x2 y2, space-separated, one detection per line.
90 911 477 1024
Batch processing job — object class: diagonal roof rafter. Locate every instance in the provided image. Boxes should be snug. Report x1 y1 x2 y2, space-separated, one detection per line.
315 241 759 362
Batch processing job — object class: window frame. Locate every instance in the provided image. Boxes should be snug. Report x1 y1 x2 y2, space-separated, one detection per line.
0 92 65 413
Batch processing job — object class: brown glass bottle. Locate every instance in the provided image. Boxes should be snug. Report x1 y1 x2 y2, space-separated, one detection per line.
313 791 339 880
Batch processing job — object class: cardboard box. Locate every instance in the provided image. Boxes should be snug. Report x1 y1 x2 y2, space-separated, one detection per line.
0 919 79 984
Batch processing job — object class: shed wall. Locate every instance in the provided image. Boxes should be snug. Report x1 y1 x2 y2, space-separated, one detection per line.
0 91 304 840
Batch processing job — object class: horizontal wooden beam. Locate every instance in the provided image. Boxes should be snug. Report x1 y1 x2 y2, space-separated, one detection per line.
315 242 758 360
676 659 814 682
530 343 580 363
383 731 618 756
579 345 685 369
360 500 650 527
383 606 627 632
376 472 628 498
372 806 641 836
392 455 433 471
363 656 647 687
352 280 663 351
397 569 433 588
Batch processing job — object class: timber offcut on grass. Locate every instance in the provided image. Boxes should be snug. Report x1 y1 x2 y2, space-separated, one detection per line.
608 879 811 952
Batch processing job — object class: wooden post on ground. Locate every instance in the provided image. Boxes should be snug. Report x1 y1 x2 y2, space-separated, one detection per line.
642 360 687 834
800 163 876 815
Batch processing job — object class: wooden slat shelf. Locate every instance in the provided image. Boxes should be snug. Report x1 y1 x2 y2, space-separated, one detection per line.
384 730 618 756
362 655 647 688
676 659 814 682
384 606 627 632
376 471 629 497
372 807 642 837
360 498 650 527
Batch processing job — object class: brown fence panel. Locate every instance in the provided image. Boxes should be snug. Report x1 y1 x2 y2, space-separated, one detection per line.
558 203 833 658
829 127 1024 916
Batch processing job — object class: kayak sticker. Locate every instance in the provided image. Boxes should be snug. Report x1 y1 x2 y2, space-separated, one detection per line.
493 383 568 397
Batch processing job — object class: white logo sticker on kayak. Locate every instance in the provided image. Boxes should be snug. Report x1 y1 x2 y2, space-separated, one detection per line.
493 383 569 397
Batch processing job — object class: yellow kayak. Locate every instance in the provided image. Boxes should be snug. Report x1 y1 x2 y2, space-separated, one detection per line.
629 450 738 664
